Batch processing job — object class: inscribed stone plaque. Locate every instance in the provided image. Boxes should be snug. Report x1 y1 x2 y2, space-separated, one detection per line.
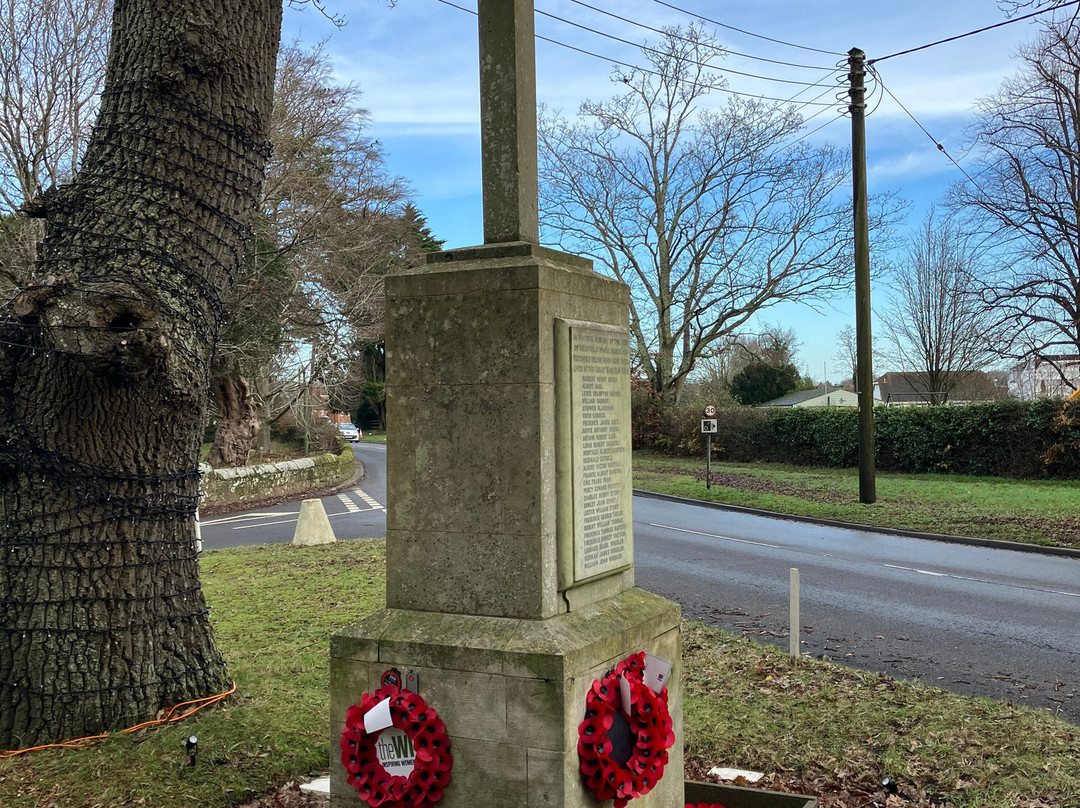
555 320 633 584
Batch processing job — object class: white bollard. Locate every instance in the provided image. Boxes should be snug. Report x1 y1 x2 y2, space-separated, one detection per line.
292 499 337 546
789 567 800 659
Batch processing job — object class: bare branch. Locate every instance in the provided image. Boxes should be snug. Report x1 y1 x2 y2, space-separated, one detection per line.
951 14 1080 393
539 24 896 403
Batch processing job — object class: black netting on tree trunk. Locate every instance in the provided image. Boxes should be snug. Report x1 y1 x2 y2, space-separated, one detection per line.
0 81 270 746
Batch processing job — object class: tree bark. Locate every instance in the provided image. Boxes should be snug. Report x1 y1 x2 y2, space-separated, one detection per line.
206 376 263 468
0 0 281 748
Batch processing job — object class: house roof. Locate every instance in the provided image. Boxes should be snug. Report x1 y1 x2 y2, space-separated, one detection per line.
874 370 1010 403
874 372 938 403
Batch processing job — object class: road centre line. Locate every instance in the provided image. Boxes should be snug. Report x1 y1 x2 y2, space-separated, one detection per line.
884 563 946 577
648 523 781 550
652 524 1080 600
233 518 297 530
202 512 293 526
883 563 1080 599
230 509 375 530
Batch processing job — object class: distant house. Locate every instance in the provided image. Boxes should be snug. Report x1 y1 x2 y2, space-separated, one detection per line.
760 385 858 408
873 371 1010 406
1007 356 1080 400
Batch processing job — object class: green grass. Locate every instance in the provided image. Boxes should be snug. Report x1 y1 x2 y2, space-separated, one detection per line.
360 431 386 443
683 622 1080 807
634 451 1080 549
2 543 1077 808
0 542 386 808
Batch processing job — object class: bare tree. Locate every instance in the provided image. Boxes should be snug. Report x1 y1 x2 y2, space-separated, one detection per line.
0 0 281 747
877 208 1001 404
539 25 888 404
833 325 858 389
0 0 110 289
998 0 1080 19
685 324 801 403
206 40 410 467
951 14 1080 393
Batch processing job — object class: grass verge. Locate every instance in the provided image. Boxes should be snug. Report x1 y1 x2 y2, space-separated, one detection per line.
2 542 1077 807
633 451 1080 549
0 542 386 808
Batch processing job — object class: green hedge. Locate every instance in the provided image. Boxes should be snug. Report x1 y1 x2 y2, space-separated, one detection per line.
632 398 1080 479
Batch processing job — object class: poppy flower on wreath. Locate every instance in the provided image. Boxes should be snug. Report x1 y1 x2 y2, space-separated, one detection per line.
578 652 675 808
685 803 729 808
340 682 452 808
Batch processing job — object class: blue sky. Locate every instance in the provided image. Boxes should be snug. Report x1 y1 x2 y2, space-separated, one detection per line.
280 0 1051 382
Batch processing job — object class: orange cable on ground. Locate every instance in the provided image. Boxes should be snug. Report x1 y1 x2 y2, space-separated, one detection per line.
0 680 237 759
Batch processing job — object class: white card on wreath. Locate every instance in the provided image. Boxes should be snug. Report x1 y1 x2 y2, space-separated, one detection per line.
363 697 393 734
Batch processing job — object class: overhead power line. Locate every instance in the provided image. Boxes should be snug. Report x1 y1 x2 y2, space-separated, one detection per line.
869 67 992 199
782 69 849 112
431 0 838 105
646 0 845 56
870 0 1080 63
783 65 882 146
788 111 846 148
565 0 834 70
534 6 831 87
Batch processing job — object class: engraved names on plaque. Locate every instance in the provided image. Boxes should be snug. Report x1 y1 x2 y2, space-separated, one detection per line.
568 322 633 582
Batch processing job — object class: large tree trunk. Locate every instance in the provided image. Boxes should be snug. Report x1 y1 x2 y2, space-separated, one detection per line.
206 375 262 468
0 0 281 748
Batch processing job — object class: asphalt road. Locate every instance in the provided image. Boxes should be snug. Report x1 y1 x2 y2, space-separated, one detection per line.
199 445 1080 723
632 495 1080 724
200 442 388 548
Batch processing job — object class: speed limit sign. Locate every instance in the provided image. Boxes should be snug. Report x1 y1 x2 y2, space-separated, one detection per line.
703 404 717 417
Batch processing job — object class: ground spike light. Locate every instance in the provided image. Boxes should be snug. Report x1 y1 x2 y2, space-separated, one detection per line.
186 735 198 768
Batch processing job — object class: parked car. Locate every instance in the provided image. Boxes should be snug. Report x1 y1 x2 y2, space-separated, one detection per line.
336 422 362 442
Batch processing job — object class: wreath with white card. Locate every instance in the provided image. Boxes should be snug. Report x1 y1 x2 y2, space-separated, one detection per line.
340 682 452 808
577 651 675 808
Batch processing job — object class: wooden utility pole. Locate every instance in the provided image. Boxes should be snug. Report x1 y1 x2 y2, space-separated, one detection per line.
848 48 876 504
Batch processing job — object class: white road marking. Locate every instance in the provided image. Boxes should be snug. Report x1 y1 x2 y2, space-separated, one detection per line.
648 523 781 549
207 489 385 533
353 487 385 512
232 517 298 530
202 512 293 526
651 523 1080 601
230 510 372 531
884 563 946 577
884 563 1080 599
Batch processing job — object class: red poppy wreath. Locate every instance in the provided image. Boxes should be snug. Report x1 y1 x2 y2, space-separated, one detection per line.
577 652 675 808
340 683 452 808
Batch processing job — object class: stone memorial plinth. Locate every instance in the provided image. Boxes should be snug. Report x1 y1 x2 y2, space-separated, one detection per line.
329 243 682 807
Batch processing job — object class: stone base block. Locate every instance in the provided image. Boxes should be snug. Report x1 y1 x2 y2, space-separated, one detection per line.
330 588 682 808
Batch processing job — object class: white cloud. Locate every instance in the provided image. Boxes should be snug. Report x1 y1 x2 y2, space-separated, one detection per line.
277 0 1052 378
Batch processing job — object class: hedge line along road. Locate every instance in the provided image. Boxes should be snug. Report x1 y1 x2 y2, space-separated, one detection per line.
199 445 1080 725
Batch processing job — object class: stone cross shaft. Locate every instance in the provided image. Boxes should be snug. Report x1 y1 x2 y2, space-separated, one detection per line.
478 0 539 245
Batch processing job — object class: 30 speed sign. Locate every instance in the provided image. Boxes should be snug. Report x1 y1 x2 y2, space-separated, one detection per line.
703 404 717 417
